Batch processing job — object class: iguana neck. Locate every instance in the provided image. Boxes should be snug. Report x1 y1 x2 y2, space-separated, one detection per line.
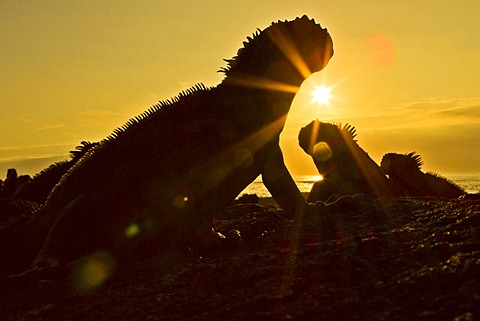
219 78 298 131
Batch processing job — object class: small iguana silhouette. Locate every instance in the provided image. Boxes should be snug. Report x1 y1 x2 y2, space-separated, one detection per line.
299 120 396 201
0 168 19 199
380 152 465 198
1 16 333 280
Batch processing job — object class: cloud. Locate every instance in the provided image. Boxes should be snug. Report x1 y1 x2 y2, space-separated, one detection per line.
390 97 480 119
0 155 68 176
76 109 124 128
81 109 123 117
0 143 72 153
15 117 64 130
0 143 72 163
348 97 480 131
0 143 75 175
17 117 34 122
37 123 66 130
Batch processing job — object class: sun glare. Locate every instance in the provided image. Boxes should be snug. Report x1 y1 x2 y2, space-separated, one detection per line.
311 85 332 105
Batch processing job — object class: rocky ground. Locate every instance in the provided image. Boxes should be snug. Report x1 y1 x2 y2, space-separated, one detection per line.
1 196 479 320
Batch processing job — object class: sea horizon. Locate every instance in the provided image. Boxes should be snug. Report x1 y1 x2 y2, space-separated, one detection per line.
0 159 478 197
242 174 480 198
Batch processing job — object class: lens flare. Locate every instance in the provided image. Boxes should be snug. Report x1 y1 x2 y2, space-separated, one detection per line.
227 75 300 93
313 142 332 161
70 251 117 294
366 34 396 67
125 223 140 238
311 85 332 105
173 195 189 209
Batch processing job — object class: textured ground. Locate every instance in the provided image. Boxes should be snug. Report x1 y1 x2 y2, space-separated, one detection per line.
1 196 479 320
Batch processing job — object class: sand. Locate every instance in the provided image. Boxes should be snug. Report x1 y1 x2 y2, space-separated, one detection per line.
1 196 479 320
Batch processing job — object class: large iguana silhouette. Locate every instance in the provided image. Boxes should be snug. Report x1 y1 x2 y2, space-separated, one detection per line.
298 120 396 201
1 16 333 280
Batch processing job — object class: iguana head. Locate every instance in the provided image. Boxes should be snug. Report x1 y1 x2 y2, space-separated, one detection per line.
299 120 356 157
221 15 334 86
298 120 357 174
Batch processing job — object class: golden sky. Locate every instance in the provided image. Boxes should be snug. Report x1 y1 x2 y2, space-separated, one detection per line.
1 1 479 177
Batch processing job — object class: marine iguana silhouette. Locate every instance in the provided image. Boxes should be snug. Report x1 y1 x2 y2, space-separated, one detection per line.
15 141 98 204
0 168 19 199
380 152 465 198
298 120 396 201
1 16 333 280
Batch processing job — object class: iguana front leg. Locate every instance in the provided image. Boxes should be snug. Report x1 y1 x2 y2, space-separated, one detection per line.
261 141 307 219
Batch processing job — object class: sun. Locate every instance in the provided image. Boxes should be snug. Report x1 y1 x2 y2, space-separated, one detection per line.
311 85 332 105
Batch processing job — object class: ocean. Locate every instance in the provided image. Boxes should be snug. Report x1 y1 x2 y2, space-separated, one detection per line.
241 174 480 198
